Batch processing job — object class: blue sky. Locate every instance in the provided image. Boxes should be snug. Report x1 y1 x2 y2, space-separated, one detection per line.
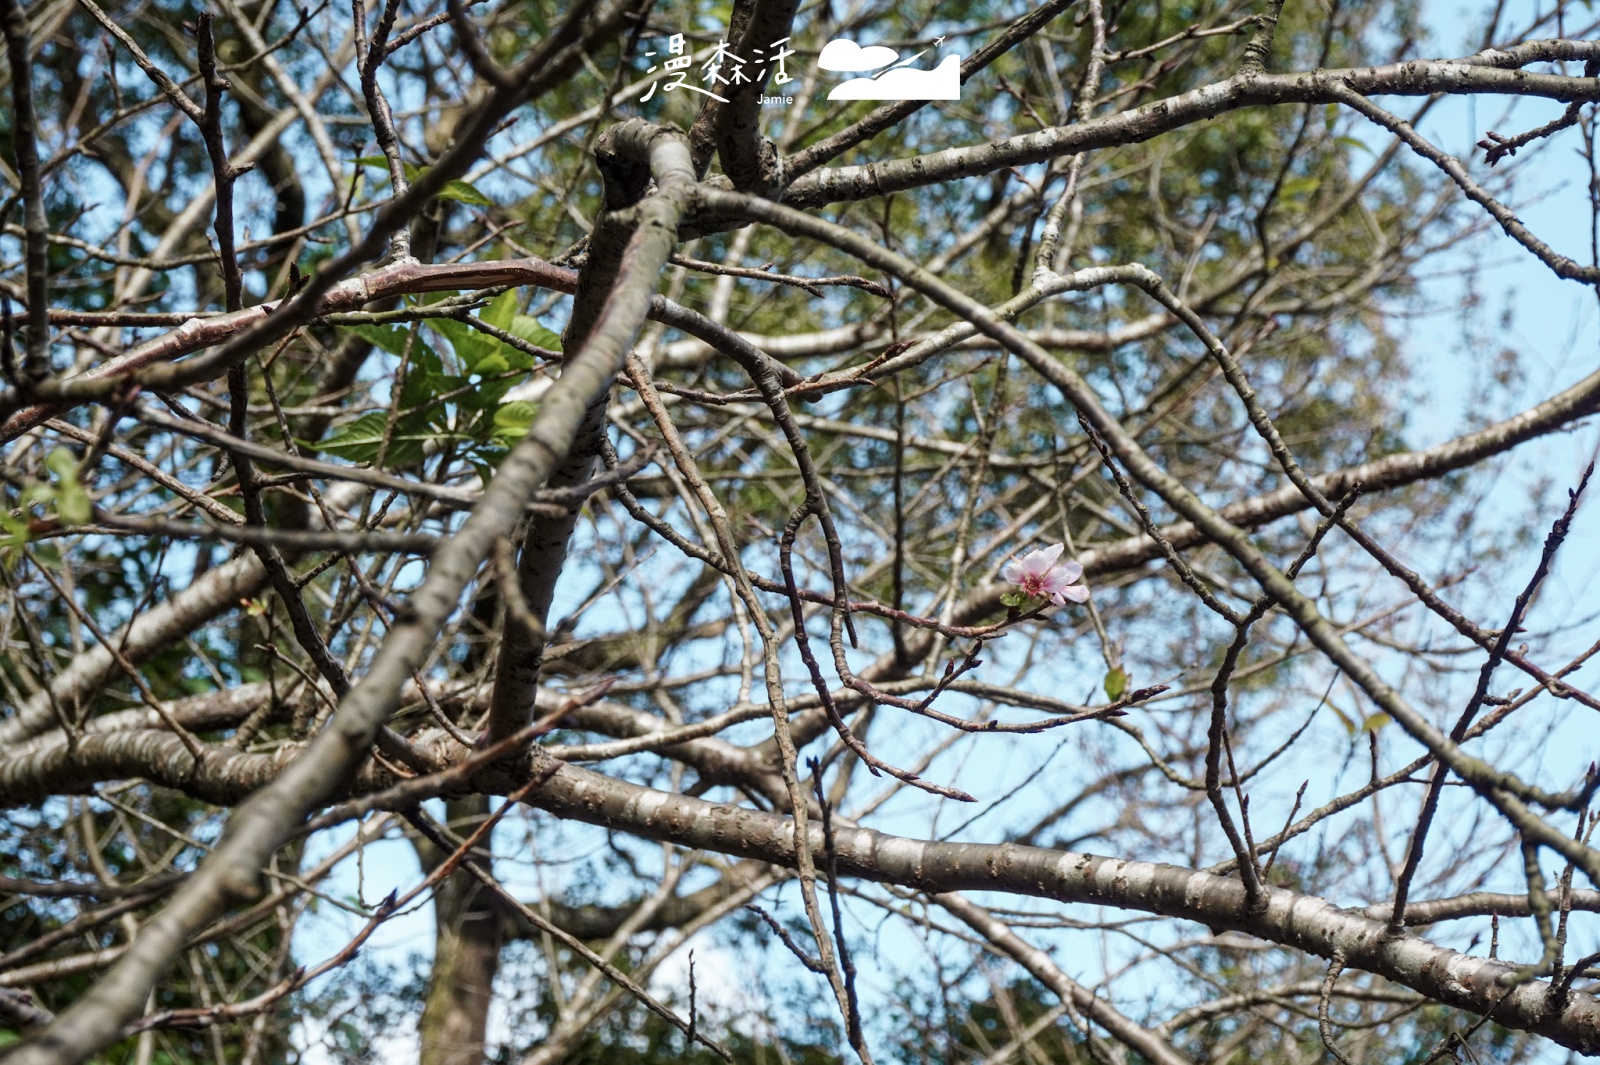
1407 0 1600 764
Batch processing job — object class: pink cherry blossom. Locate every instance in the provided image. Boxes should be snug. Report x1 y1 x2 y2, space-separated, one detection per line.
1001 543 1089 605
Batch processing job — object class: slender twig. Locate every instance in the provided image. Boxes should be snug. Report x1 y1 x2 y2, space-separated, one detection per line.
0 0 52 382
1318 951 1357 1065
1390 466 1592 932
1479 59 1600 164
356 0 415 261
809 759 867 1058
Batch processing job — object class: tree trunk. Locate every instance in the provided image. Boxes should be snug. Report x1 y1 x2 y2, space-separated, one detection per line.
417 797 505 1065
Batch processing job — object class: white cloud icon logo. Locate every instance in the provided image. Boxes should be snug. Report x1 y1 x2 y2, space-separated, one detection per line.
818 39 901 72
828 54 961 101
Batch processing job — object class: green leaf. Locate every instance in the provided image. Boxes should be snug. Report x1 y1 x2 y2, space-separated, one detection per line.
491 401 539 446
465 311 559 373
44 448 75 481
45 449 91 524
318 411 453 466
436 311 539 375
317 412 391 463
1360 712 1391 734
461 373 517 413
345 323 412 356
354 157 493 205
399 342 450 409
1103 666 1128 702
481 289 519 330
1329 703 1357 735
434 178 493 206
1279 175 1320 199
384 410 447 466
1336 135 1371 154
999 589 1027 608
474 350 512 375
20 481 52 510
56 484 91 526
509 314 563 352
427 317 500 373
0 509 30 552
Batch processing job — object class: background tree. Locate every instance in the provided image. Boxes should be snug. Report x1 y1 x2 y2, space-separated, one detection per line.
0 0 1599 1063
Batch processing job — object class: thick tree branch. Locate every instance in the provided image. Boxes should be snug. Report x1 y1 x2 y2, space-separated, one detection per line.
785 43 1600 208
516 757 1600 1053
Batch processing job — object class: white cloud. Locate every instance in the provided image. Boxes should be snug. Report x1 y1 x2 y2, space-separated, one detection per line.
817 39 900 72
828 54 961 101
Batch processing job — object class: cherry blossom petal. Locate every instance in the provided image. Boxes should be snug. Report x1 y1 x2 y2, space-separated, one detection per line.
1024 543 1064 574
